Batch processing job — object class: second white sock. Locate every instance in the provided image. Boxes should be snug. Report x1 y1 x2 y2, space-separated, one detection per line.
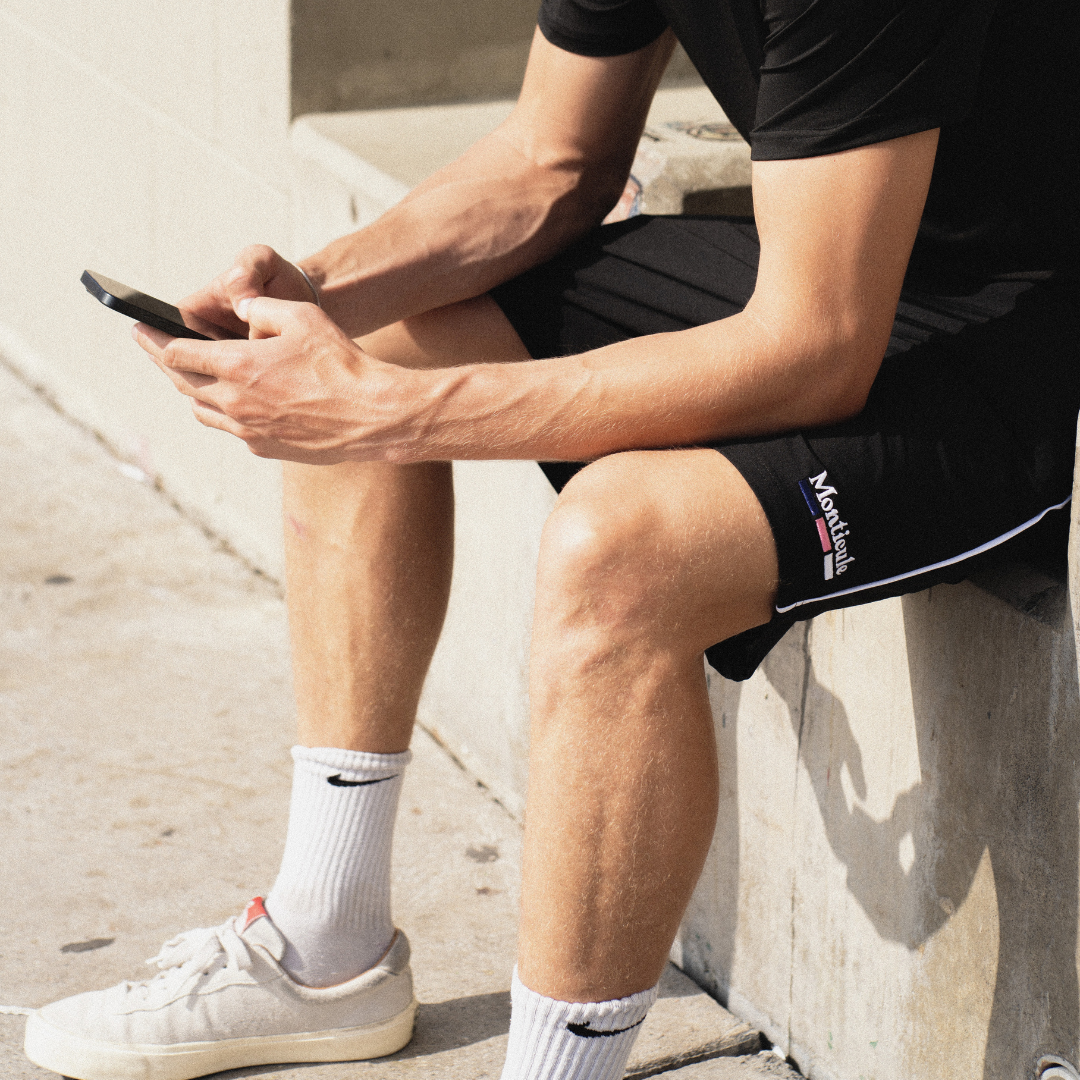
499 969 658 1080
265 744 410 986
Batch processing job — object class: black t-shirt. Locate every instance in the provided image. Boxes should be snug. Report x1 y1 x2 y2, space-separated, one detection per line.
539 0 1079 275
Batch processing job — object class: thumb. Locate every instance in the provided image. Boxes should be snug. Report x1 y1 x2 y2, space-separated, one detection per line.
238 295 295 340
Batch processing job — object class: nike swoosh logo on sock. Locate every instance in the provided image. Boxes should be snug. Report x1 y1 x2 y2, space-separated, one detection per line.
566 1018 645 1038
326 773 399 787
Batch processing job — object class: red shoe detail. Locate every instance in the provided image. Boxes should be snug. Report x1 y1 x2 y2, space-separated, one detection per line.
242 897 269 930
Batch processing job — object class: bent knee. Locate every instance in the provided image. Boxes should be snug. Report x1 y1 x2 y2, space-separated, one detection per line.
535 449 779 650
356 316 444 371
537 454 671 627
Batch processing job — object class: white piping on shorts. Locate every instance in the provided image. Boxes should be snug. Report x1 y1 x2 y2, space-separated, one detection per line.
775 494 1073 615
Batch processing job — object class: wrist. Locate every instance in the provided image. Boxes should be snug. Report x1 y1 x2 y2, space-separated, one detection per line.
295 253 388 338
293 263 321 307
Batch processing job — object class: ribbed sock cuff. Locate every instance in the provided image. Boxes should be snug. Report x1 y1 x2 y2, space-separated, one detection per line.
291 743 412 778
500 969 658 1080
265 744 410 984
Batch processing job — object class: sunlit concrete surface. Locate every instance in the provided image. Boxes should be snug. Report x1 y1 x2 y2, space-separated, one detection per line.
0 360 780 1079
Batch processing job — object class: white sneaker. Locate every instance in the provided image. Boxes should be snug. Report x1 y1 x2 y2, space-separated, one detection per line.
24 898 417 1080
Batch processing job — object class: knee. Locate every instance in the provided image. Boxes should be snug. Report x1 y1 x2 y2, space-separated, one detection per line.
535 454 664 639
357 317 433 370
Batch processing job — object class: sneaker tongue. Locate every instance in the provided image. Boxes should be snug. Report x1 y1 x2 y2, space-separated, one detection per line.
237 897 286 961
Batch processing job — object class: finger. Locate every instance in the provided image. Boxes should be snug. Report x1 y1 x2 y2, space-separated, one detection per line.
178 265 263 338
132 322 208 382
236 294 314 340
133 322 240 380
131 320 174 355
143 348 218 399
175 288 250 338
176 247 312 337
188 400 315 464
223 245 279 309
190 398 253 439
224 245 315 317
173 245 285 336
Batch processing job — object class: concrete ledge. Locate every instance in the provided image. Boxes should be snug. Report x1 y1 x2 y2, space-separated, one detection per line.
291 87 752 254
629 966 762 1079
663 1053 801 1079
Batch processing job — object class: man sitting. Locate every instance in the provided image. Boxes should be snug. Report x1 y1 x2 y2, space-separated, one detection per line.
25 0 1078 1077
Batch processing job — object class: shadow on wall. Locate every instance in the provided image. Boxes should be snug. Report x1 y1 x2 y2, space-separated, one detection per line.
676 675 743 1007
760 584 1080 1078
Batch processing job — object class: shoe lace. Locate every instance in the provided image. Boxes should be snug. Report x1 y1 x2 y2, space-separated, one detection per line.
121 918 254 999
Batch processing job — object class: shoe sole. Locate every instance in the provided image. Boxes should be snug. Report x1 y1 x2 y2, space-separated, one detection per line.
24 997 418 1080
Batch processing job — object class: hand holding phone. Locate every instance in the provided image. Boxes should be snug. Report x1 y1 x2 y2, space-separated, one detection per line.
81 270 244 340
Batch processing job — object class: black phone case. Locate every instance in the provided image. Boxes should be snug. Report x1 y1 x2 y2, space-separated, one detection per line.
81 270 214 340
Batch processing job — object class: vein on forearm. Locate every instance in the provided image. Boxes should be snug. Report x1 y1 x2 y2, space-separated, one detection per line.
390 309 876 464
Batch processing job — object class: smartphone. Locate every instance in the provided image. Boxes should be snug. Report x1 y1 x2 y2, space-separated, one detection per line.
81 270 243 340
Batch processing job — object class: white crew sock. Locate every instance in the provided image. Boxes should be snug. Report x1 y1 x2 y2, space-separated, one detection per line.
500 969 658 1080
264 744 410 987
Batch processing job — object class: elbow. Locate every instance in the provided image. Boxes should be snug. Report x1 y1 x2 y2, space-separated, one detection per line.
800 338 883 427
575 163 637 226
822 375 873 424
740 301 887 431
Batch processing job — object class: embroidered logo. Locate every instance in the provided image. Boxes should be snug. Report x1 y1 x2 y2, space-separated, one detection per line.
567 1018 645 1038
798 470 854 581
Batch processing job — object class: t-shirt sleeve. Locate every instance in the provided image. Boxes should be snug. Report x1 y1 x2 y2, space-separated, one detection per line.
750 0 997 160
538 0 669 58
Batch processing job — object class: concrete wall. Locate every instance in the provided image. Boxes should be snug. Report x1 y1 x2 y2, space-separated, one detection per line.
0 0 293 574
291 0 539 113
0 0 703 576
675 584 1079 1080
290 0 702 115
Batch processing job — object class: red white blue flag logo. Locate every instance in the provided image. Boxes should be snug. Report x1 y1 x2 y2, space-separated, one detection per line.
799 471 854 581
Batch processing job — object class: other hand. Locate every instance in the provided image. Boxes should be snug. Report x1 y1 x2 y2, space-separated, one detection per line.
132 296 422 465
177 245 319 339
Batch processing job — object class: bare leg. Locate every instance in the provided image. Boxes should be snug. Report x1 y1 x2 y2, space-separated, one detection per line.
284 296 531 753
285 297 779 1004
520 449 778 1001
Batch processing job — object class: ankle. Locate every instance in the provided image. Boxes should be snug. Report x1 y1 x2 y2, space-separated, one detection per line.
266 745 410 987
500 969 657 1080
263 904 394 986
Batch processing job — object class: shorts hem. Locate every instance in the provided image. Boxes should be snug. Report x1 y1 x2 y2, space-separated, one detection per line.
774 494 1073 613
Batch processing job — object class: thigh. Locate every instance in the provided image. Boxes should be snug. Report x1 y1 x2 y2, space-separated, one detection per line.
495 216 1080 681
357 293 532 369
490 214 760 362
715 273 1080 678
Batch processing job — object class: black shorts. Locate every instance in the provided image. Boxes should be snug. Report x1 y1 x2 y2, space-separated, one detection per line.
490 216 1080 680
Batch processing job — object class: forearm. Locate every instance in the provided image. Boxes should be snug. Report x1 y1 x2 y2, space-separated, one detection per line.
370 310 876 464
378 127 932 465
150 117 929 470
299 126 625 340
296 29 676 340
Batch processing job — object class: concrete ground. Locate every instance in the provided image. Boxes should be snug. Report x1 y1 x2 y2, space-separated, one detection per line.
0 357 799 1080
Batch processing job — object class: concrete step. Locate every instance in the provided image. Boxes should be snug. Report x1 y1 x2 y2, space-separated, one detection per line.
663 1052 802 1079
291 86 752 255
0 356 777 1079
